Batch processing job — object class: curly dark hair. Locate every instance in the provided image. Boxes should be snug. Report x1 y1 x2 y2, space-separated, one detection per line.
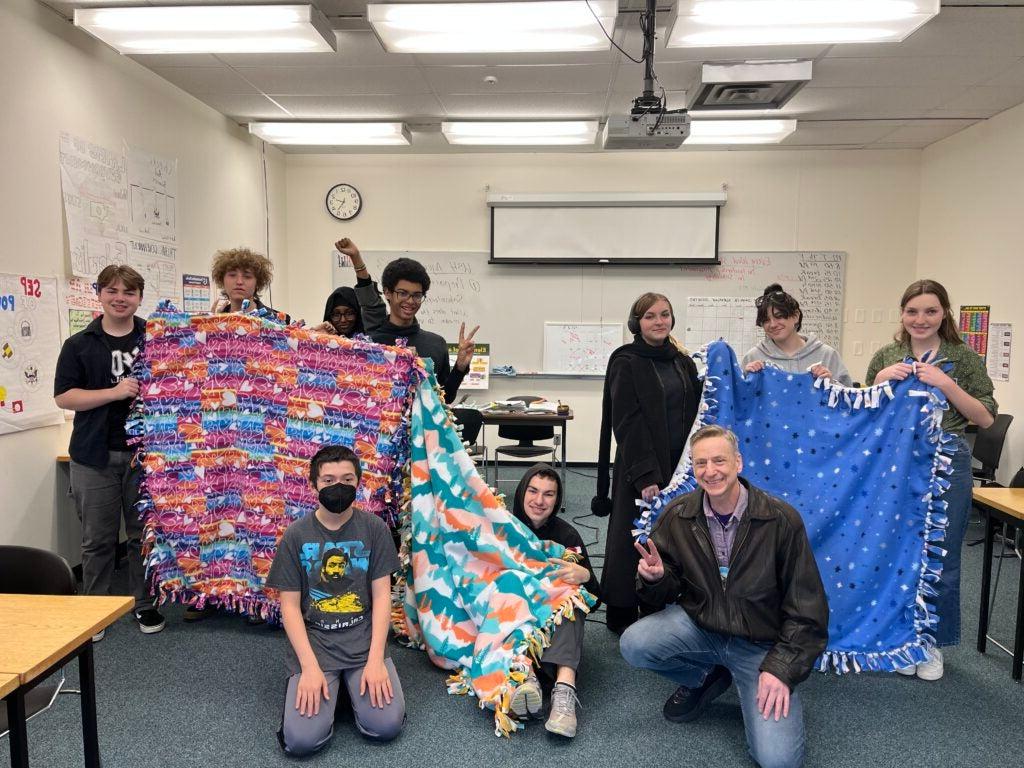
381 257 430 293
754 283 802 331
210 247 273 295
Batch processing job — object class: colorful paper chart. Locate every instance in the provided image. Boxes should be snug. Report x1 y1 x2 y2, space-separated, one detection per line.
958 305 990 359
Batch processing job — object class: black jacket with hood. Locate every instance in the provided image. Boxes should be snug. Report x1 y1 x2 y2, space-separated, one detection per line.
638 478 829 690
512 464 601 604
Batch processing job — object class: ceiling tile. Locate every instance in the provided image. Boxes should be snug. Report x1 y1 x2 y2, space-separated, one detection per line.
152 66 260 95
422 64 614 95
233 66 432 95
931 84 1024 116
784 84 966 119
191 93 292 121
267 94 446 119
441 93 610 119
810 56 1020 88
873 119 981 144
782 120 905 146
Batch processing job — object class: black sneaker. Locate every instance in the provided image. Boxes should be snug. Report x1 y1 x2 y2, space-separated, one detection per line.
663 666 732 723
134 607 166 634
183 605 216 622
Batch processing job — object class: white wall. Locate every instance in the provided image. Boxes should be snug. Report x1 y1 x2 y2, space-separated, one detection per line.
0 0 288 557
284 150 923 462
918 101 1024 485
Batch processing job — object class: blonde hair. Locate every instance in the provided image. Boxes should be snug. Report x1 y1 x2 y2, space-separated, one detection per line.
211 247 273 295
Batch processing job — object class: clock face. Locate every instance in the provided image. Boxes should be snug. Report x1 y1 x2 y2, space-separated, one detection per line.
326 183 362 221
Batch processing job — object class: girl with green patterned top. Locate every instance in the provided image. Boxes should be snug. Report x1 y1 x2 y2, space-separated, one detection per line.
867 279 997 682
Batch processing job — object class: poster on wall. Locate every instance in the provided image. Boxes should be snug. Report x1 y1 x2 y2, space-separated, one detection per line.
59 133 181 317
58 276 103 339
447 342 490 390
59 132 130 279
958 304 990 359
986 323 1012 382
0 273 64 435
182 274 211 314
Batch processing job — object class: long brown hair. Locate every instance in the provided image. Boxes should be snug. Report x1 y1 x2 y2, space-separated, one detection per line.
630 292 688 352
896 279 963 346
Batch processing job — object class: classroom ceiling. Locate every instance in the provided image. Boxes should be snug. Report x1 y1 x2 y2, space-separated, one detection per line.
41 1 1024 152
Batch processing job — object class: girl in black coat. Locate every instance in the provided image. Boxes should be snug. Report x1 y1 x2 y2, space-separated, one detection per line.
591 293 701 634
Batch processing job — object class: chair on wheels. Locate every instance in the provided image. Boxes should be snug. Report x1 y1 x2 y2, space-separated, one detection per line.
492 395 557 488
452 407 488 479
972 413 1014 484
0 545 79 739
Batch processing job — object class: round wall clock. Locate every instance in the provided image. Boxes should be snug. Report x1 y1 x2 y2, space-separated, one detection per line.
326 183 362 221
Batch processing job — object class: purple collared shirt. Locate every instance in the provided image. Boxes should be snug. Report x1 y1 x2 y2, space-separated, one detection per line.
702 484 749 569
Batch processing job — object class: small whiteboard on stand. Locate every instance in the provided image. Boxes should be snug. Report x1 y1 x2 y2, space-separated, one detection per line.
543 323 623 375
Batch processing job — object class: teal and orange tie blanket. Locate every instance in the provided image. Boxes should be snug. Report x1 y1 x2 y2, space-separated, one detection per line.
638 341 955 673
131 304 594 735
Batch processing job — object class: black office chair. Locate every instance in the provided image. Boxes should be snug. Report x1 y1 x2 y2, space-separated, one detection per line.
452 407 488 478
0 545 79 739
492 395 557 488
972 413 1014 483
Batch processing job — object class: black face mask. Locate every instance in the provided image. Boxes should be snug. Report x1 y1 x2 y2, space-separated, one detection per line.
318 482 357 515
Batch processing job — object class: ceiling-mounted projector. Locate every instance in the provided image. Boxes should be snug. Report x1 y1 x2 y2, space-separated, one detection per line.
601 0 688 150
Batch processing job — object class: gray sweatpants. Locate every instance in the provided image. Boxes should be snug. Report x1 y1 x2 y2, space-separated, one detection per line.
70 451 150 610
540 614 586 673
280 659 405 756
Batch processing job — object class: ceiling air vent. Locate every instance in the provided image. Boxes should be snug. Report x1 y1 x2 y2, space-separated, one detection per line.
689 60 812 112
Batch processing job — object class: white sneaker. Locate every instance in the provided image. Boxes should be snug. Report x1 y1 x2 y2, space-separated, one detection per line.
91 629 105 643
895 664 916 676
510 671 543 719
915 648 944 681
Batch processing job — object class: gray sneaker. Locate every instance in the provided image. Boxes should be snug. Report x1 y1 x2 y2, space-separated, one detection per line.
544 682 579 738
510 670 543 719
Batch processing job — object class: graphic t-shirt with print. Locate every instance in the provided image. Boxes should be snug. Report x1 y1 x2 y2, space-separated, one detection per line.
266 508 400 674
103 330 140 451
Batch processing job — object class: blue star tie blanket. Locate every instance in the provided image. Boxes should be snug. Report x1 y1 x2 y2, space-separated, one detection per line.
638 341 955 673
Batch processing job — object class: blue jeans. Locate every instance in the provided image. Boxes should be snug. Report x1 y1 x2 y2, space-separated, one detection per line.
934 436 972 647
621 604 805 768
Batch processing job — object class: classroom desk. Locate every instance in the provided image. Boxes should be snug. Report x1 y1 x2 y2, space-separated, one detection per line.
480 409 573 487
973 487 1024 681
0 594 134 768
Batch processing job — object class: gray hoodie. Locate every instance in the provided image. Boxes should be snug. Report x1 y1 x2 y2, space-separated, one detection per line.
741 333 852 386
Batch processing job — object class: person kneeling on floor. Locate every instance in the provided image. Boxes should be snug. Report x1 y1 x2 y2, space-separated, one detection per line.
509 464 601 738
620 425 828 768
266 445 405 756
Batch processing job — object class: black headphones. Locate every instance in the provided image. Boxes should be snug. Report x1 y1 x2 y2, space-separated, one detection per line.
628 297 675 336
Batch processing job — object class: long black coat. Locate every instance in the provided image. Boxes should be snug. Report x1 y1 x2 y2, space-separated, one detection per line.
598 349 700 609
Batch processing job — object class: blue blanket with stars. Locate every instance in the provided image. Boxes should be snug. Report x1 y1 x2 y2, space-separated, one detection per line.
637 341 955 673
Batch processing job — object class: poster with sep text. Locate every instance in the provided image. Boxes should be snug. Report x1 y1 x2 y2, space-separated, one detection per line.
0 273 64 435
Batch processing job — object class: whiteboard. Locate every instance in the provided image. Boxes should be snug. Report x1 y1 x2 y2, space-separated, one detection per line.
331 250 845 377
543 323 624 375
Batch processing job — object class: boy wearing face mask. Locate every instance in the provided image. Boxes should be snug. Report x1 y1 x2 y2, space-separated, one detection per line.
266 445 405 756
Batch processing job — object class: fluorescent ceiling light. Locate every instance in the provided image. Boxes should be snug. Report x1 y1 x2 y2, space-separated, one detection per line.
249 122 411 146
368 1 617 53
74 5 336 54
685 119 797 144
667 1 939 47
442 121 599 146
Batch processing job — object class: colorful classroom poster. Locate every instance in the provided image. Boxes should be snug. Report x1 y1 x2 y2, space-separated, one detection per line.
958 305 990 359
986 323 1012 382
58 276 103 339
448 342 490 390
0 273 64 435
182 274 211 314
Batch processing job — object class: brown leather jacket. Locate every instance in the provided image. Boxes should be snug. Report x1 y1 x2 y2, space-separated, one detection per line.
637 478 829 689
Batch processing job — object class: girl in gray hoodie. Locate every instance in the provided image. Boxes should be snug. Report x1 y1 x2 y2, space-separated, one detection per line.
741 284 852 385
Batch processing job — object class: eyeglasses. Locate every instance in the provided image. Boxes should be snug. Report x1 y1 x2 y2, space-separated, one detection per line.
390 288 427 304
754 291 785 309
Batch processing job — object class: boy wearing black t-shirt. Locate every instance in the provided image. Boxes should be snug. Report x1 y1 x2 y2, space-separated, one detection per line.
54 265 164 636
267 445 405 756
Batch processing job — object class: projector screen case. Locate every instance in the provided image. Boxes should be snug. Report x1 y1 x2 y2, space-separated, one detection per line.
487 192 725 265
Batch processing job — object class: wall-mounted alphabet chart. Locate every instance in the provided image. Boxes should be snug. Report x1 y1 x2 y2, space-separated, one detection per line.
0 273 63 435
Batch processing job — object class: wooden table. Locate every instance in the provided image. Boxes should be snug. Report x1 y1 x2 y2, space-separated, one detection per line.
480 409 574 488
0 594 134 768
973 487 1024 681
0 673 18 700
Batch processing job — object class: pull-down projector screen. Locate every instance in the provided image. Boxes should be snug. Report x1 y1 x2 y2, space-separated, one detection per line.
488 192 725 265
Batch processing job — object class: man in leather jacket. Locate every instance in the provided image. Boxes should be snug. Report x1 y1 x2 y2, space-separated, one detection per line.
620 425 828 768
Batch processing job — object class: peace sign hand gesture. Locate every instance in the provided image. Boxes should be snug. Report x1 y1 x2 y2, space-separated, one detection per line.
634 538 664 583
455 322 480 372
